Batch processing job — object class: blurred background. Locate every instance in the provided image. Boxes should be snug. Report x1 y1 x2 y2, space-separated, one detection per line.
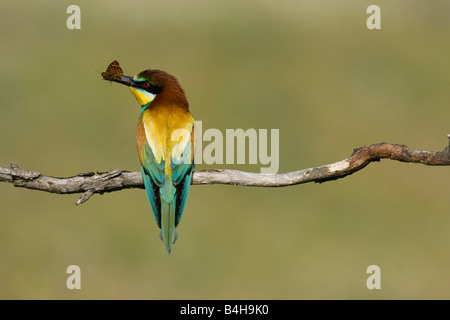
0 0 449 299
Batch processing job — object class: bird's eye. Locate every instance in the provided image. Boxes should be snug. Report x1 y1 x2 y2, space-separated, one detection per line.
138 80 163 94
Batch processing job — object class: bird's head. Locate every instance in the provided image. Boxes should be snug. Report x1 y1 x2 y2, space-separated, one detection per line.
103 65 187 108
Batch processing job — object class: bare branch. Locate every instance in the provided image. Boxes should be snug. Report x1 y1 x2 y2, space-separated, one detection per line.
1 137 449 205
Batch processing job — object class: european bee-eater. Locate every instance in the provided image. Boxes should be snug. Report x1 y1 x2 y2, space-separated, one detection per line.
102 61 195 253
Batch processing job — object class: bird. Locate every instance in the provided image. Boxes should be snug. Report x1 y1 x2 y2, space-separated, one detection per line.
102 61 195 253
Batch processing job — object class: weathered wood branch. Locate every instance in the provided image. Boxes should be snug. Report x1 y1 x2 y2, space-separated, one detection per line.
1 137 449 205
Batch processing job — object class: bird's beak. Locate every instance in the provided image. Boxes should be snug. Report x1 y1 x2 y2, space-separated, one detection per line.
103 72 157 106
102 73 136 88
113 75 136 87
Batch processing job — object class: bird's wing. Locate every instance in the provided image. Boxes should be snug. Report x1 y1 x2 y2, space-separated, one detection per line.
137 113 165 228
140 141 165 228
171 121 195 226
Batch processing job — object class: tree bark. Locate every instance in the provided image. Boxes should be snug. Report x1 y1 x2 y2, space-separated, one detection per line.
1 138 449 205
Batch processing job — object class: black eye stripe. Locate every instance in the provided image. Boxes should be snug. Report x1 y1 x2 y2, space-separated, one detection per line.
135 80 162 95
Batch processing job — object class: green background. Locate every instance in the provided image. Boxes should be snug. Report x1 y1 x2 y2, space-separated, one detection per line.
0 0 449 299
